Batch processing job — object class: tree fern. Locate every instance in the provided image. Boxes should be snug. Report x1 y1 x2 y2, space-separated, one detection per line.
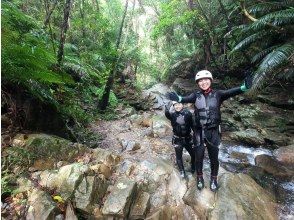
251 45 279 64
256 43 294 74
248 2 290 15
232 31 269 51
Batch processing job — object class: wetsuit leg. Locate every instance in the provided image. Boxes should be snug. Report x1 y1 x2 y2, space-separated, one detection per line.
183 140 195 172
205 128 220 177
174 140 185 172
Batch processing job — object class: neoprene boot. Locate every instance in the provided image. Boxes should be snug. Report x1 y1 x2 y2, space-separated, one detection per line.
180 170 186 179
210 176 218 192
197 176 204 190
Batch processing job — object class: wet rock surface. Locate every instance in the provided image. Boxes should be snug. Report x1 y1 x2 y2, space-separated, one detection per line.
3 83 294 220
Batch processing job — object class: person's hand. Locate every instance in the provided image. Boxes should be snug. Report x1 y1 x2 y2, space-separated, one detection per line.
166 92 180 101
241 72 254 91
165 101 172 111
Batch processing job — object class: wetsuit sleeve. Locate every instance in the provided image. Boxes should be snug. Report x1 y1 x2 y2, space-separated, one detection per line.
180 92 197 103
219 87 243 102
165 108 172 120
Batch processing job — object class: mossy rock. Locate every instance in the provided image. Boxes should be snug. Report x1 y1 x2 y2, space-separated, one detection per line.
10 133 88 169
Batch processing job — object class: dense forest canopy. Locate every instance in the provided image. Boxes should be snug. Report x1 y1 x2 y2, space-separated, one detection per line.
2 0 294 131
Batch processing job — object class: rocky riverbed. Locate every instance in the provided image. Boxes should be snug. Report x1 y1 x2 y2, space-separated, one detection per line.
1 83 293 219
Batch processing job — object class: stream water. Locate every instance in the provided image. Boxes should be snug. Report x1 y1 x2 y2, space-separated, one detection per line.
218 143 294 220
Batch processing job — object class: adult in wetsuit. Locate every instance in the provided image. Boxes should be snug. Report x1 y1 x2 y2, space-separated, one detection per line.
167 70 252 191
165 101 195 178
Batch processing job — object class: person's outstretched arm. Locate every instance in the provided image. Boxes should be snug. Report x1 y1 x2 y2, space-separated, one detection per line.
166 92 197 103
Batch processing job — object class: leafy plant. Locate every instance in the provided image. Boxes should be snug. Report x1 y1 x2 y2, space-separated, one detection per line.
231 1 294 91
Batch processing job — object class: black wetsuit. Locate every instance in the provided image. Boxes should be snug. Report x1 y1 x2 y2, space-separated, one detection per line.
165 107 195 173
180 87 243 177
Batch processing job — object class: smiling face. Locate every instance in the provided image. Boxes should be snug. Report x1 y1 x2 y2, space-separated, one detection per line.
197 78 212 91
173 103 183 112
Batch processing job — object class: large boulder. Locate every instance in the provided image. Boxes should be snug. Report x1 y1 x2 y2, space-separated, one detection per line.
210 173 277 220
229 129 265 146
11 133 87 170
142 83 171 110
171 78 196 95
255 155 294 179
273 145 294 166
101 178 137 218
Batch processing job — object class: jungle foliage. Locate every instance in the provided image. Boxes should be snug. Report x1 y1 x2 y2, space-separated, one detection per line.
2 0 293 132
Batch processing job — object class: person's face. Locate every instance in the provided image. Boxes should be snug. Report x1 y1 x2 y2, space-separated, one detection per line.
173 103 183 112
197 78 212 91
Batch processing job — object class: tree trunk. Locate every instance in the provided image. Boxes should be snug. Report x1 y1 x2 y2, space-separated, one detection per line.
79 0 86 38
57 0 72 66
98 0 129 110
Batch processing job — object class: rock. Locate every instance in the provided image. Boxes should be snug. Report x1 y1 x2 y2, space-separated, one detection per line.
151 115 172 138
171 78 196 95
90 164 112 179
120 140 141 152
11 133 87 168
74 176 108 213
37 163 89 201
101 178 137 218
92 148 121 167
257 94 294 110
65 202 78 220
255 155 294 179
209 173 277 220
119 107 136 118
183 184 215 218
118 160 135 176
129 192 150 219
273 145 294 165
142 83 171 110
16 177 34 193
145 204 197 220
229 129 264 146
26 188 58 220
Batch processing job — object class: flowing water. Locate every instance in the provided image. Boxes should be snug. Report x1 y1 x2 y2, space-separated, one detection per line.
217 143 294 220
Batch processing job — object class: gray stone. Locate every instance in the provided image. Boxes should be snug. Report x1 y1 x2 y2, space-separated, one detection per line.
209 173 277 220
92 148 121 167
183 180 215 218
74 176 108 213
171 78 196 95
273 145 294 165
255 155 294 179
26 189 58 220
65 202 78 220
37 163 89 201
11 134 86 167
129 192 150 219
102 178 137 218
229 129 264 146
151 115 172 138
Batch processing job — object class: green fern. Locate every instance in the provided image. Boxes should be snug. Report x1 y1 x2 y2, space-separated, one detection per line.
251 45 279 64
256 43 294 74
248 2 289 15
232 31 269 51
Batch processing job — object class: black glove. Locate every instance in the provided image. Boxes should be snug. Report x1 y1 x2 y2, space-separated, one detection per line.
165 92 180 102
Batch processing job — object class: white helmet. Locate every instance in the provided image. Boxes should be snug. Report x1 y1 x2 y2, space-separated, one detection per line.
195 70 213 82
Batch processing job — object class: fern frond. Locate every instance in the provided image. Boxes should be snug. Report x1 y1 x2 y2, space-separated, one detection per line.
256 43 294 74
232 31 269 51
248 2 289 15
251 45 280 64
